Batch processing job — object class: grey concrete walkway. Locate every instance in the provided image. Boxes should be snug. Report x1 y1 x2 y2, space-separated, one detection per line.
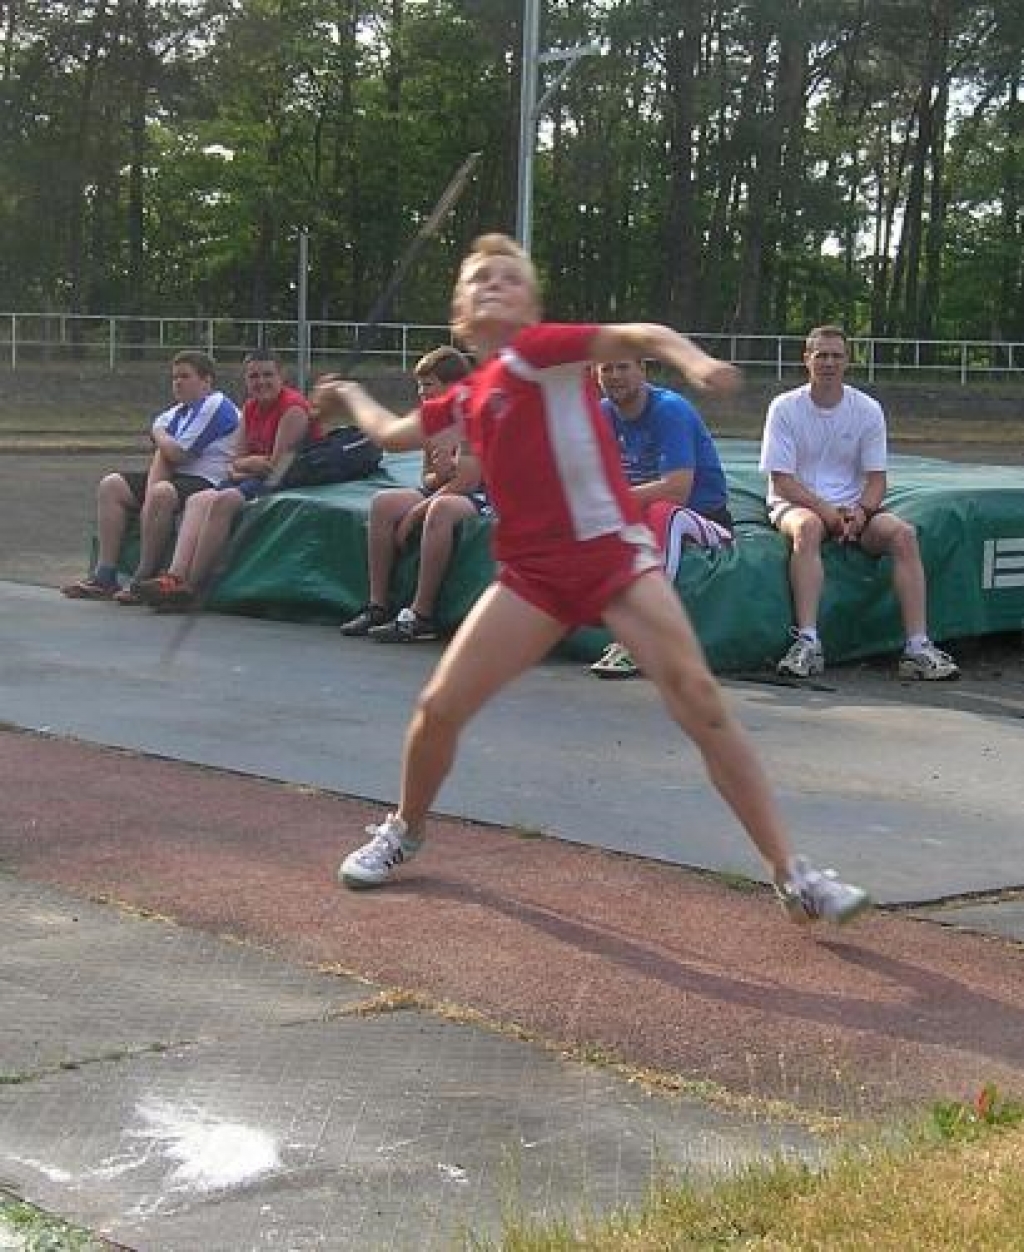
2 876 822 1251
4 579 1024 1249
4 581 1024 908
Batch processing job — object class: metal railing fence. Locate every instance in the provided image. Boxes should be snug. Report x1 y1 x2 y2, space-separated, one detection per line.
1 312 1022 386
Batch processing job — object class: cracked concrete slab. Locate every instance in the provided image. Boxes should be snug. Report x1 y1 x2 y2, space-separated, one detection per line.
0 878 824 1252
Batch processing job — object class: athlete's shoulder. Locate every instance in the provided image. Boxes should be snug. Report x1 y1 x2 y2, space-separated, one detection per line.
510 322 598 368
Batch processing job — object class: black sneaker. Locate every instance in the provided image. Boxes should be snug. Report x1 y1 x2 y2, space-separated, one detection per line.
339 603 388 637
368 607 439 643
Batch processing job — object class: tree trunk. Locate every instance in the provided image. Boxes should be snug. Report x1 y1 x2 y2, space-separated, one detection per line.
658 2 704 327
997 71 1021 339
730 18 773 334
2 0 17 85
126 0 150 325
67 0 111 314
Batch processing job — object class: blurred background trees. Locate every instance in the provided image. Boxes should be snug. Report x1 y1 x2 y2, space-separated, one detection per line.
0 0 1020 339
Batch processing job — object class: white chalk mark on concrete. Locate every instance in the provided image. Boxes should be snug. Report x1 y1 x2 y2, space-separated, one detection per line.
131 1098 281 1194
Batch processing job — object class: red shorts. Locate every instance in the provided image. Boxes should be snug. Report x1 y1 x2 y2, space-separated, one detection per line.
498 525 661 629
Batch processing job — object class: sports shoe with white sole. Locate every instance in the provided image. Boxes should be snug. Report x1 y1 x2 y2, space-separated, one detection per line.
898 642 959 681
776 856 871 925
339 603 388 637
368 606 439 643
776 632 825 678
590 641 640 679
339 813 422 889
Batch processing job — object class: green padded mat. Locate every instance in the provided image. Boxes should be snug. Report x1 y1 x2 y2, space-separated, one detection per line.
123 442 1024 673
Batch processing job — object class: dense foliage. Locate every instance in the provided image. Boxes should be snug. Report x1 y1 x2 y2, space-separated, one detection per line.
0 0 1020 338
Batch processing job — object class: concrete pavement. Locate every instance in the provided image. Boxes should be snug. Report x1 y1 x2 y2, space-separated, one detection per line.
3 581 1024 910
3 579 1024 1249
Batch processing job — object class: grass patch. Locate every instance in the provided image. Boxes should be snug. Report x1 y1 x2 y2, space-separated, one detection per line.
0 1198 103 1250
474 1106 1024 1251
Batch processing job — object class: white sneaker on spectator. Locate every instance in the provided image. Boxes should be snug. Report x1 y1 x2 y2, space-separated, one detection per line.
339 813 422 889
776 632 824 678
898 642 959 681
777 856 871 925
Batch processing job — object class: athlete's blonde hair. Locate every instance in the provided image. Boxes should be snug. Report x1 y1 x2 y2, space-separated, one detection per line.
451 233 542 342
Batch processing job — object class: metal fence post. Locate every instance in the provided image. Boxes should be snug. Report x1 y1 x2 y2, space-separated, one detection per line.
109 317 116 370
10 314 16 369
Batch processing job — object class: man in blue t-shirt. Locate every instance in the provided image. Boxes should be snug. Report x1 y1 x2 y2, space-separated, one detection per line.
591 357 734 678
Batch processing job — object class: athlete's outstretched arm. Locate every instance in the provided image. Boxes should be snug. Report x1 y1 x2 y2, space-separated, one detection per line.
589 324 741 396
311 376 425 451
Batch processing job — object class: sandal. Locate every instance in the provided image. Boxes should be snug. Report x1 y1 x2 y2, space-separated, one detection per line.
136 573 195 607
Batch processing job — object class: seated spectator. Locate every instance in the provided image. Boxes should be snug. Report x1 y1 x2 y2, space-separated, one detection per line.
590 357 734 679
333 346 493 643
761 324 958 681
137 350 320 610
60 350 239 605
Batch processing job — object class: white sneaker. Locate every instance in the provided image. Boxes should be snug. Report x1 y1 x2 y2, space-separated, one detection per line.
590 641 640 679
898 642 959 681
777 632 824 678
339 813 421 889
777 857 871 925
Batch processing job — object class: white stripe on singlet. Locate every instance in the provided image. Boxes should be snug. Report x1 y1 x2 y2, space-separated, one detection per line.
503 352 626 540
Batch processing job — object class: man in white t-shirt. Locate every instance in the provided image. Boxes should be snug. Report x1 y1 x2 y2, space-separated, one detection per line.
759 324 958 681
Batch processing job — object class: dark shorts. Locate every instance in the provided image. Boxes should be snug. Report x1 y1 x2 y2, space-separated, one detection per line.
216 476 268 502
122 471 213 508
418 486 495 519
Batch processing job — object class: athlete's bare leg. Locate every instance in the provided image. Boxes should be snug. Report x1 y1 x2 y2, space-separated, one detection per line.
396 582 565 834
603 572 795 882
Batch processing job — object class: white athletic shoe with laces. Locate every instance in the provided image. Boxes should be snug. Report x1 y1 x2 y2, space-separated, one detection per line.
339 813 422 889
898 642 959 681
777 856 871 925
776 632 825 678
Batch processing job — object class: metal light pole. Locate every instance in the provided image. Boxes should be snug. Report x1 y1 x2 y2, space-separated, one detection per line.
297 228 310 392
515 0 600 254
515 0 541 252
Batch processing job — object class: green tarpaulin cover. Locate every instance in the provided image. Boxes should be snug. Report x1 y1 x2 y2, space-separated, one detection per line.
123 442 1024 672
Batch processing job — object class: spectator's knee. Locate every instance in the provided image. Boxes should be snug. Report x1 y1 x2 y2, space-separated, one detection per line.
788 514 825 553
368 491 390 520
181 488 214 518
98 472 127 500
146 481 178 509
424 496 464 531
209 491 242 523
888 519 920 560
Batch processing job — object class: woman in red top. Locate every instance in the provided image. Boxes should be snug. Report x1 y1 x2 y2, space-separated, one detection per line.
139 351 318 608
314 234 870 927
